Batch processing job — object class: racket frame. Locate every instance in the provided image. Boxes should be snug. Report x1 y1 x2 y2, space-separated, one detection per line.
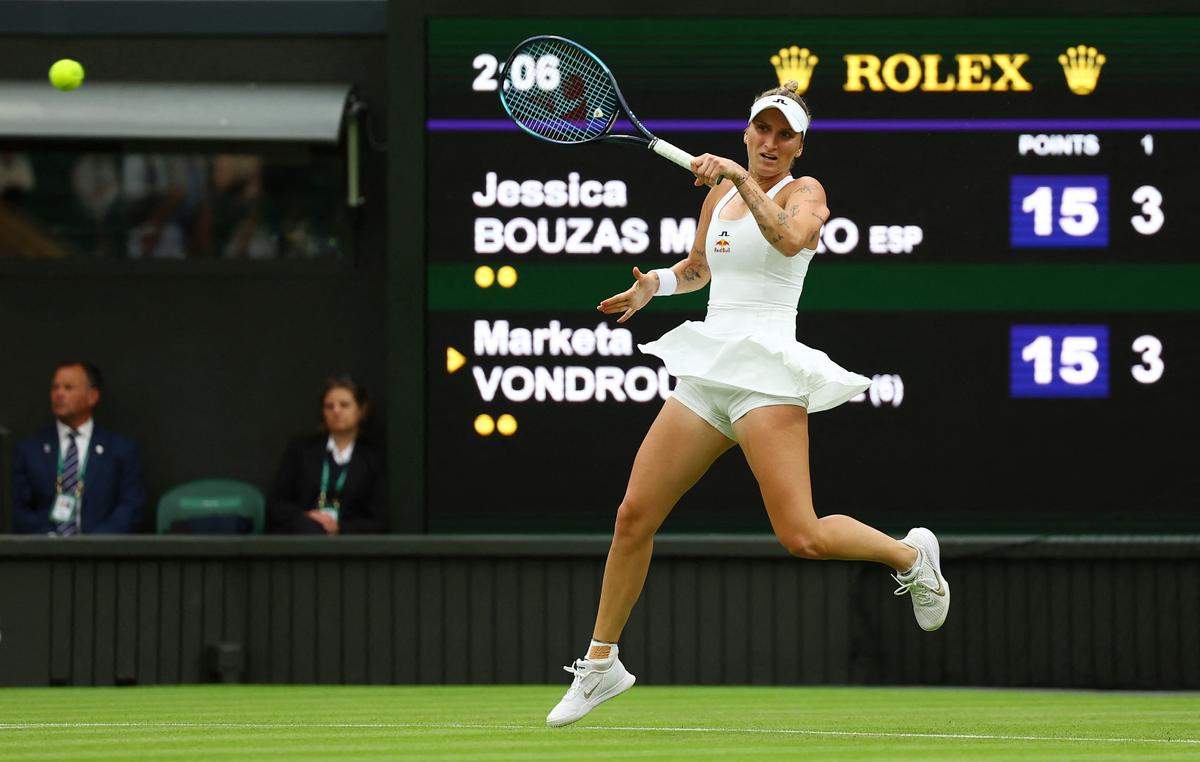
499 35 695 171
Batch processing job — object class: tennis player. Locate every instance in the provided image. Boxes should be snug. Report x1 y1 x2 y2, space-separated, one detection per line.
547 81 950 728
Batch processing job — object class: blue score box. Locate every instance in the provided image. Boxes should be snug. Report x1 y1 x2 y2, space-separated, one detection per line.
1010 176 1109 248
1010 325 1110 398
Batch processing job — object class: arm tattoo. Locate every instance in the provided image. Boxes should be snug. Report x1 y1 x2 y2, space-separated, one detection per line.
797 184 816 194
756 222 784 244
741 180 791 247
811 210 829 223
681 244 709 284
744 186 765 216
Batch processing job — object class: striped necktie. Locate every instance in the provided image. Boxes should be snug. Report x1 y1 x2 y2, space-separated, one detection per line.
57 430 80 536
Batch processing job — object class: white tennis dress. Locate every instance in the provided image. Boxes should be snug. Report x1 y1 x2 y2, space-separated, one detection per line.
639 176 871 414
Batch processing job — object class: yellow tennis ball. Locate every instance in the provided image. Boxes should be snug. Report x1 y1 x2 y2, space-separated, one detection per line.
49 59 85 91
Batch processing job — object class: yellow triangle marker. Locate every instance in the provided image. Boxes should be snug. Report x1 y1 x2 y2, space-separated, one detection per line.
446 347 467 374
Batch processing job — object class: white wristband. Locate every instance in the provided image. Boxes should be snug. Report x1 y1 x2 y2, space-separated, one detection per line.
651 268 677 296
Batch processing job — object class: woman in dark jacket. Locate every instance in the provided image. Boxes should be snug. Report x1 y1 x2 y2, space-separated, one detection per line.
268 375 387 534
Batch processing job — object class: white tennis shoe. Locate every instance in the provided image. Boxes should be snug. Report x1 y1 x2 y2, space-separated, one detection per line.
894 527 950 631
546 654 636 727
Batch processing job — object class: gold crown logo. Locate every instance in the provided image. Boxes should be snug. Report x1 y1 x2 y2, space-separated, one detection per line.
770 46 819 94
1058 44 1106 95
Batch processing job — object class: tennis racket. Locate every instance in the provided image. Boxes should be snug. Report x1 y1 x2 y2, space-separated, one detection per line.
498 35 697 173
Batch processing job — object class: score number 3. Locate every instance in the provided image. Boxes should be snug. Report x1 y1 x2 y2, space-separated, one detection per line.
1130 334 1164 384
1130 186 1164 236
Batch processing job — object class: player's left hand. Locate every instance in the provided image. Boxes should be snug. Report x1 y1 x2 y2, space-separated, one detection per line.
597 266 657 323
690 154 744 187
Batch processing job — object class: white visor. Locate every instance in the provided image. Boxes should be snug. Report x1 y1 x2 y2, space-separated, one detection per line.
748 95 809 135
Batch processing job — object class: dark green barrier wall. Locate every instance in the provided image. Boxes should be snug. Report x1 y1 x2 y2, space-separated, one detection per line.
1 536 1196 689
0 427 11 533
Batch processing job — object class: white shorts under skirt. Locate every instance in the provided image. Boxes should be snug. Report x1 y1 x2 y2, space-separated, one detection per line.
670 378 808 442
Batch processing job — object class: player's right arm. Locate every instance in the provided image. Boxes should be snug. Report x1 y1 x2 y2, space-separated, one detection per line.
597 184 721 323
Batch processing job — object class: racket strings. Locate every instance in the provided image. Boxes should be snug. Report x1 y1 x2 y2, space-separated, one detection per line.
502 39 618 143
513 40 609 141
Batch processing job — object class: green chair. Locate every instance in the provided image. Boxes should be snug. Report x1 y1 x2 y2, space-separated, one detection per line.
156 479 265 534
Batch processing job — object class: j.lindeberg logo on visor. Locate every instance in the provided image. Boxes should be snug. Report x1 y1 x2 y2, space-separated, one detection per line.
749 97 809 133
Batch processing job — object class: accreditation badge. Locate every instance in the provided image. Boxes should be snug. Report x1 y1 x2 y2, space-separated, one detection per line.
51 494 78 524
320 506 339 523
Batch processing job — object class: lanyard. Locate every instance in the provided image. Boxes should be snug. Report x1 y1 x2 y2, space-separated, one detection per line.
318 458 349 508
55 433 88 497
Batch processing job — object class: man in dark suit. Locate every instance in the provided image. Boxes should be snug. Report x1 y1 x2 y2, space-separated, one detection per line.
12 362 145 535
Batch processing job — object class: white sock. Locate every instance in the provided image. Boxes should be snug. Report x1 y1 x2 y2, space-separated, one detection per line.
897 544 921 580
898 548 922 580
587 639 617 666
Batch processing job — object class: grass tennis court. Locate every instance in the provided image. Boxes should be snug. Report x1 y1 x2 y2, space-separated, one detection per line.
1 685 1198 760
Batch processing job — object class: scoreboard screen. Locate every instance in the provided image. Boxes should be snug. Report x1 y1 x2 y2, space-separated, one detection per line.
424 17 1200 534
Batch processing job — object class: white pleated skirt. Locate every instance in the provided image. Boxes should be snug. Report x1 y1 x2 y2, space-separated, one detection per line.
639 311 871 414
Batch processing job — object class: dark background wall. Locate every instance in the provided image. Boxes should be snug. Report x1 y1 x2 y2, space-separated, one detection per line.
3 0 1197 537
0 1 1196 691
2 536 1196 689
0 32 389 530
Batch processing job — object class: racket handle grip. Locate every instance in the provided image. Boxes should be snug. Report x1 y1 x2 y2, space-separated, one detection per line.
649 138 695 171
